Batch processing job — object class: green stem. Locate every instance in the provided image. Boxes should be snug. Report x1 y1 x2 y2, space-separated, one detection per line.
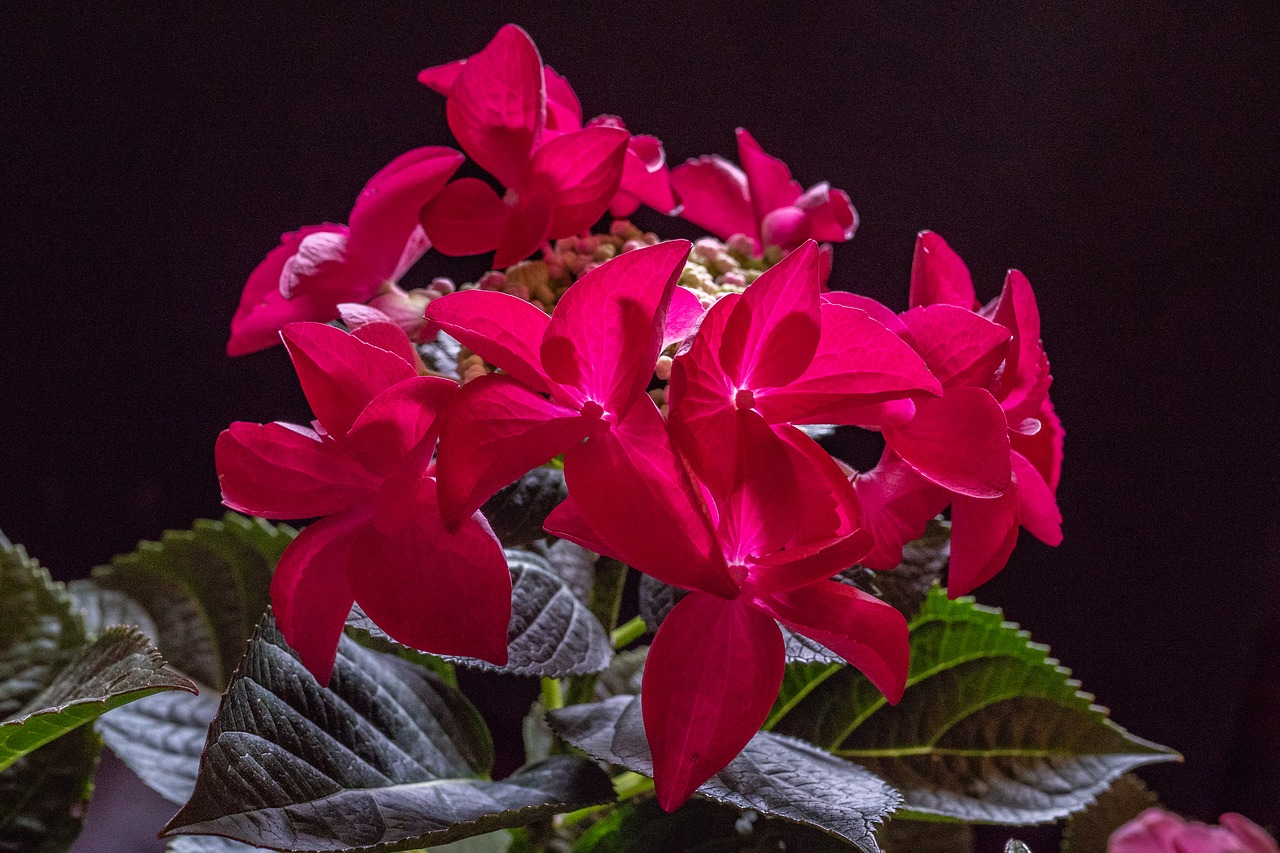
540 676 564 711
557 772 655 828
610 615 646 649
564 558 630 706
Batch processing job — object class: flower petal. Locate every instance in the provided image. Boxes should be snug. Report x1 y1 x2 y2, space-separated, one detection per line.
227 224 348 356
883 387 1011 498
346 146 464 273
446 24 544 189
494 183 554 268
990 269 1050 416
899 304 1011 388
1011 450 1062 546
425 289 554 393
349 482 511 665
615 133 676 216
541 239 691 413
270 510 366 685
757 581 909 704
643 591 784 811
542 65 582 132
852 448 950 570
531 125 630 237
418 177 508 258
662 285 706 351
948 488 1020 596
748 530 873 594
756 302 941 424
909 230 977 309
797 182 858 242
670 154 756 245
351 320 420 369
435 373 590 528
281 322 417 438
736 128 803 226
343 376 457 479
216 422 378 519
1011 394 1064 492
561 399 735 597
821 291 908 336
417 58 465 95
719 240 822 390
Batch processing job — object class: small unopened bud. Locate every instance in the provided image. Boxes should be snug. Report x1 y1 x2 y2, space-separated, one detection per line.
428 276 455 296
622 239 646 253
364 283 434 341
592 243 617 262
503 282 530 301
507 260 550 293
719 271 747 289
726 233 756 256
654 355 673 382
761 206 810 251
478 270 507 291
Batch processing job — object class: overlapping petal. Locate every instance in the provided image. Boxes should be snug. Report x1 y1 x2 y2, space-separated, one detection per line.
669 155 755 242
418 177 510 258
343 376 456 479
909 230 977 309
948 488 1020 597
882 387 1011 498
899 304 1011 388
852 448 951 570
719 241 821 389
533 125 630 236
345 146 464 269
425 288 553 393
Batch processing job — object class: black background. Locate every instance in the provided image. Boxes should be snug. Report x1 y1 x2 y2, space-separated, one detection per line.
3 2 1277 848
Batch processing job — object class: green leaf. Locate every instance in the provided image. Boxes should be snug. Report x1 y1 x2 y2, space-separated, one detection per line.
773 587 1179 824
573 798 862 852
347 549 612 678
535 539 596 605
482 467 568 548
0 726 99 853
549 696 898 852
1060 774 1159 853
0 625 195 771
593 646 647 701
88 513 294 690
164 615 615 851
168 836 271 852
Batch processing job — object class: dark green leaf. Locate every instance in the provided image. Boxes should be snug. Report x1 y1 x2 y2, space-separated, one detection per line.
877 818 973 853
0 726 99 853
66 582 158 639
868 518 950 620
535 539 597 605
168 836 271 852
347 549 612 678
88 514 294 690
573 798 862 852
482 467 568 548
97 687 222 805
164 616 615 851
1006 841 1033 853
549 696 898 852
0 625 195 770
593 647 647 701
1060 774 1159 853
773 587 1179 824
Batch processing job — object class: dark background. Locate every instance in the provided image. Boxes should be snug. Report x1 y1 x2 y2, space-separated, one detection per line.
3 2 1277 849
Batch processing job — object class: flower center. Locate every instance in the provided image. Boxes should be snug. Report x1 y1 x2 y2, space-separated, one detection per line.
580 400 605 421
734 388 756 410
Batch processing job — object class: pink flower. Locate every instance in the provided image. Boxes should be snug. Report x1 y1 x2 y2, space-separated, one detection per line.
423 240 693 527
671 128 857 253
1110 808 1279 853
849 231 1063 595
215 322 511 683
545 402 907 811
417 25 631 268
667 240 941 492
227 147 463 355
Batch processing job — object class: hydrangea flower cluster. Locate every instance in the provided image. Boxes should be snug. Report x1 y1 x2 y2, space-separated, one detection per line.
217 24 1063 810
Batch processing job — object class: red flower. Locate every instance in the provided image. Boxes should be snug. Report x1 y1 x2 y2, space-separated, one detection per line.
671 128 857 253
227 147 463 355
215 322 511 683
546 405 907 810
417 25 631 268
1109 808 1278 853
424 240 693 527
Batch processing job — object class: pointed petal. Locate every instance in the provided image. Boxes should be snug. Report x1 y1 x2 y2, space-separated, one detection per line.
541 240 691 413
1011 394 1064 492
350 482 511 664
613 132 676 215
271 510 366 685
948 489 1020 596
720 240 822 389
227 225 348 356
883 387 1011 498
417 58 465 95
425 289 554 392
758 582 909 703
662 285 706 351
991 269 1049 414
346 146 464 272
281 322 416 438
562 399 736 597
343 376 456 478
909 231 977 309
643 592 784 810
748 530 873 594
736 128 803 225
1012 450 1062 546
797 182 858 242
716 411 806 561
531 125 630 237
542 65 583 132
670 154 757 244
418 177 508 258
821 291 908 336
899 304 1011 388
757 303 941 424
446 24 544 189
435 373 589 528
351 321 420 368
774 423 865 541
216 422 378 519
494 183 554 268
852 448 951 570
